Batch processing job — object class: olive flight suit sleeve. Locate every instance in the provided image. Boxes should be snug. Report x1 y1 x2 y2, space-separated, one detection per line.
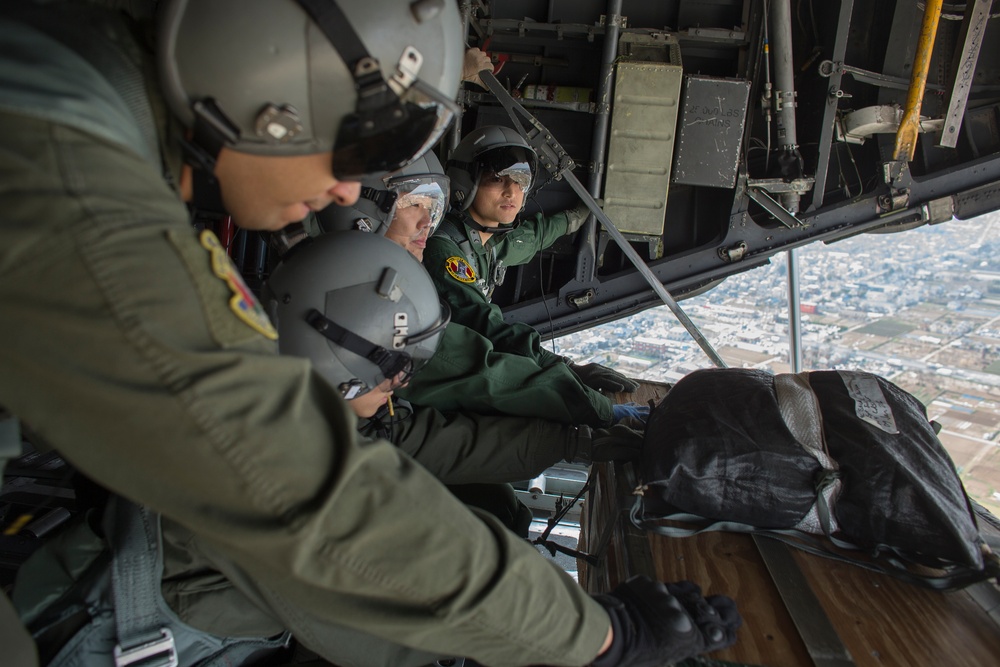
396 322 614 427
495 209 571 267
388 407 578 485
0 113 609 667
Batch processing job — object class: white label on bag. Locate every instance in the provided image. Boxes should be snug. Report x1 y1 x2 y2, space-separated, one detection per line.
839 371 899 434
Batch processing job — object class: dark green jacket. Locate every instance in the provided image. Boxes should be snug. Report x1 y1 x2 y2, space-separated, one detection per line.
0 5 608 666
417 212 615 426
358 399 586 484
424 211 567 357
397 320 615 426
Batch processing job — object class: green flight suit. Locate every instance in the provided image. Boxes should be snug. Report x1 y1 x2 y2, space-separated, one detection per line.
416 214 615 426
0 5 609 666
360 401 584 538
397 321 614 426
360 402 584 485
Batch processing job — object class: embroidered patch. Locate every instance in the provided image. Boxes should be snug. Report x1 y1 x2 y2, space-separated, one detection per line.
445 256 477 283
199 230 278 340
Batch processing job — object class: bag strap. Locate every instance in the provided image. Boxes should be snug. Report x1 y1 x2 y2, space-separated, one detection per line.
630 493 1000 592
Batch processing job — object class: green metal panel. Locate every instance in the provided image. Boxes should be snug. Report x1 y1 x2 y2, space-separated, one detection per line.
603 51 684 236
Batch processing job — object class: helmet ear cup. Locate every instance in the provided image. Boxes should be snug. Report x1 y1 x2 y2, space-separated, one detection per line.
261 232 446 396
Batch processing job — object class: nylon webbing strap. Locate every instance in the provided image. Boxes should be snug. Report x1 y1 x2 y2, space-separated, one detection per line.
752 535 855 667
107 497 178 667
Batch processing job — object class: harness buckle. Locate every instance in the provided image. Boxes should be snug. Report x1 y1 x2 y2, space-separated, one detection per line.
114 628 179 667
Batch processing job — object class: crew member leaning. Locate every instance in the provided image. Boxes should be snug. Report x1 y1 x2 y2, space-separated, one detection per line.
0 2 738 666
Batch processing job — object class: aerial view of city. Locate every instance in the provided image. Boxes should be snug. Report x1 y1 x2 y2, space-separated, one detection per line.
553 212 1000 516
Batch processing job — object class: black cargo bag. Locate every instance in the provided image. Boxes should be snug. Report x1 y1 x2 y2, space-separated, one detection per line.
631 368 1000 590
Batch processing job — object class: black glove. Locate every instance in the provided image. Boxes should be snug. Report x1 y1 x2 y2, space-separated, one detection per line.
591 575 741 667
570 424 644 463
570 363 640 393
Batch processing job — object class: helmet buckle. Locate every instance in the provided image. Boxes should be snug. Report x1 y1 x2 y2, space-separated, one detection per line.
393 313 409 350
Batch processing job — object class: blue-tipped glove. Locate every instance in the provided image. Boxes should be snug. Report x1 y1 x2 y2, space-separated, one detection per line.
612 402 650 425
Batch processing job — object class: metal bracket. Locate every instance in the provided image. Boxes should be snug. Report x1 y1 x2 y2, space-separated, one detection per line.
567 289 596 309
746 186 806 228
718 241 748 262
877 188 911 214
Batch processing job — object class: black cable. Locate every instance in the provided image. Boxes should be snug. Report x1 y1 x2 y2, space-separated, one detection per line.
532 477 602 565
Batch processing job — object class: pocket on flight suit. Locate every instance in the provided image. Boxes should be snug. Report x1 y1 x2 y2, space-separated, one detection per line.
167 229 278 348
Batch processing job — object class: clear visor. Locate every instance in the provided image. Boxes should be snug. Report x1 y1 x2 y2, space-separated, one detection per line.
386 175 450 235
479 145 537 193
495 162 533 190
332 78 459 181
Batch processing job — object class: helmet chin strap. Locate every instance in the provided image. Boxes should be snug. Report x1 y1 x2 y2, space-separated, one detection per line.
453 207 520 236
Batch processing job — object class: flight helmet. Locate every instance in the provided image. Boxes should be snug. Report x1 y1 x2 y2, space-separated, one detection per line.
262 232 449 398
157 0 463 179
316 151 450 236
446 125 538 211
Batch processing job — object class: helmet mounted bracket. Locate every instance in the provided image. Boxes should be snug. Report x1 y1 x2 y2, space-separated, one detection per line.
295 0 421 139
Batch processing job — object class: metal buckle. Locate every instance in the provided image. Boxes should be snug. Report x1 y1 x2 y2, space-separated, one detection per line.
114 628 179 667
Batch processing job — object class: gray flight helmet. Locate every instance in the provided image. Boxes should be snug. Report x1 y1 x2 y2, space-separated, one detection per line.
446 125 538 211
316 150 449 235
158 0 463 178
262 232 449 398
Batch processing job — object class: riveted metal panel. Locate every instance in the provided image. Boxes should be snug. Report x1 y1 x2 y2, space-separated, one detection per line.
672 75 751 188
603 61 684 236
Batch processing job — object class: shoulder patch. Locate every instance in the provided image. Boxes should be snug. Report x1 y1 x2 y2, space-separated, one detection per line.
445 256 477 284
199 230 278 340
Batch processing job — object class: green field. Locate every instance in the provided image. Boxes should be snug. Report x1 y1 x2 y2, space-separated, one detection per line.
856 319 915 337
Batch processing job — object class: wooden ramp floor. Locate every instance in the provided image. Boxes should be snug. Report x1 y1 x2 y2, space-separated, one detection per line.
583 381 1000 667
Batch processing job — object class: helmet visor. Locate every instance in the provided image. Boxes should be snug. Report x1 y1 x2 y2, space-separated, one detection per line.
480 145 536 192
333 78 459 181
386 174 450 235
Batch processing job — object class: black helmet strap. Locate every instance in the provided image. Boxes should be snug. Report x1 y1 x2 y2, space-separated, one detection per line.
360 186 399 214
295 0 400 119
306 309 413 381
